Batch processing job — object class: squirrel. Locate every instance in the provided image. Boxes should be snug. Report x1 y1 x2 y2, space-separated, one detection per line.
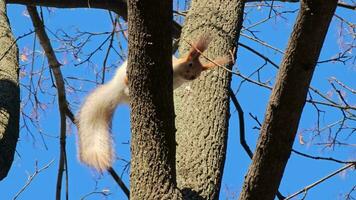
76 35 231 171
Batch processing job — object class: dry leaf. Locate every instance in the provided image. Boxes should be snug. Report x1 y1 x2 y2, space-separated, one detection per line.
298 133 305 145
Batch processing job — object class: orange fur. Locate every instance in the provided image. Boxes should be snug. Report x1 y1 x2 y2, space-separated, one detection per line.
202 56 232 70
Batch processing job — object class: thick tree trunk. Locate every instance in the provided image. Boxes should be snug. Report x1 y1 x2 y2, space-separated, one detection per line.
174 0 245 199
127 0 181 199
0 0 20 180
239 0 337 199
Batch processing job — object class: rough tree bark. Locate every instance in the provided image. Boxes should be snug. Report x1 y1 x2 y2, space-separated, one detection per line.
127 0 181 199
0 0 20 180
174 0 245 199
239 0 338 199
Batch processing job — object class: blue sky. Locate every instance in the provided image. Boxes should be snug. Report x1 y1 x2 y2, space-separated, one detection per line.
0 1 355 200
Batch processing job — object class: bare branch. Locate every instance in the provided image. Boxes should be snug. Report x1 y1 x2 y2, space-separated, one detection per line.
336 2 356 10
285 163 356 200
229 88 286 200
292 149 356 164
101 12 117 84
229 88 253 159
0 30 34 63
8 0 128 18
27 6 70 200
80 190 111 200
107 167 130 199
13 160 55 200
329 77 356 94
238 42 279 69
240 33 285 54
7 0 182 40
344 186 356 200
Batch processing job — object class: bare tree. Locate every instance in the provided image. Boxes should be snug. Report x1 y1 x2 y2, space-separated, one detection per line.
1 0 355 199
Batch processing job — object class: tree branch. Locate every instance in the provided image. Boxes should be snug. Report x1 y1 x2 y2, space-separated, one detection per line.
292 149 356 164
336 2 356 10
6 0 354 45
7 0 182 40
27 6 70 200
229 88 286 200
107 167 130 199
8 0 128 16
229 88 253 159
285 163 355 200
13 160 55 200
239 0 338 199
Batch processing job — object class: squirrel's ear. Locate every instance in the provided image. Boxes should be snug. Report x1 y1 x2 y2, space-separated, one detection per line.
187 34 212 60
202 56 232 71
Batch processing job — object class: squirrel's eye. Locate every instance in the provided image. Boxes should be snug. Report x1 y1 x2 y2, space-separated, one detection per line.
188 62 193 67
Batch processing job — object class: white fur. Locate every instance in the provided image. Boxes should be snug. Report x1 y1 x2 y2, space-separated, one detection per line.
77 36 225 171
76 57 194 171
77 61 129 171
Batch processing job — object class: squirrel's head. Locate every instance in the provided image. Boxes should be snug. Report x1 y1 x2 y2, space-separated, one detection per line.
174 35 231 81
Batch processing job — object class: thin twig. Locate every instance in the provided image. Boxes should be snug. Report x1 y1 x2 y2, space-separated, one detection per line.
240 33 285 54
101 13 117 84
229 88 253 159
329 77 356 94
74 33 113 66
108 167 130 199
0 30 34 62
330 81 350 107
228 88 285 200
238 42 279 69
214 45 355 112
306 99 356 110
13 160 55 200
285 163 356 200
292 149 356 164
337 2 356 10
80 191 111 200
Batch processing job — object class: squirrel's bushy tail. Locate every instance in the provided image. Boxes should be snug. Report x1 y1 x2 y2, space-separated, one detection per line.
77 65 127 171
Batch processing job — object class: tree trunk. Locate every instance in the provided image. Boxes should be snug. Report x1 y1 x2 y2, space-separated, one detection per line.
127 0 181 199
239 0 337 199
174 0 245 199
0 0 20 180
